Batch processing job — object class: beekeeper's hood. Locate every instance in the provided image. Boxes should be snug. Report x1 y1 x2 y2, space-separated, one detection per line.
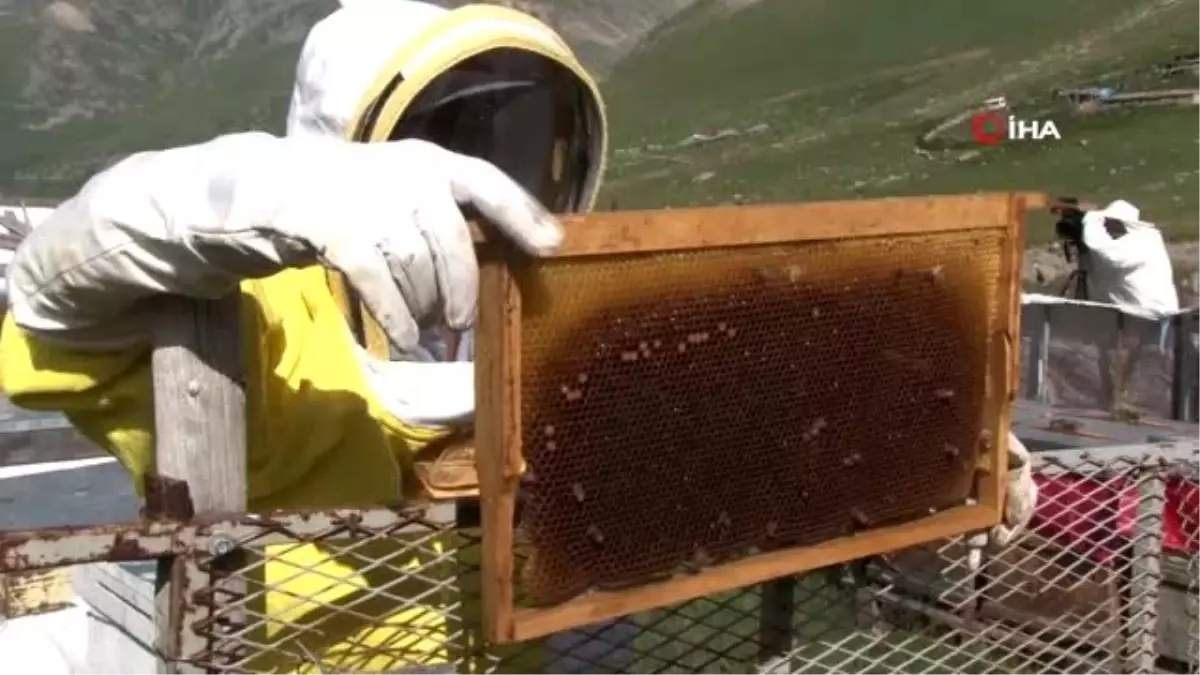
1085 199 1155 230
287 0 607 362
287 0 606 214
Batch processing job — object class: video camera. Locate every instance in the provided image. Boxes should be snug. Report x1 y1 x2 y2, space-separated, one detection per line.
1048 197 1092 299
1049 196 1087 260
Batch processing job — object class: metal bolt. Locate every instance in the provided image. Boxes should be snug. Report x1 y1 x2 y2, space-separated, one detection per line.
186 379 201 397
209 533 237 557
978 430 993 450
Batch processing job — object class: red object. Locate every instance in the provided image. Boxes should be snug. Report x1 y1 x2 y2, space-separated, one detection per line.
1030 473 1198 565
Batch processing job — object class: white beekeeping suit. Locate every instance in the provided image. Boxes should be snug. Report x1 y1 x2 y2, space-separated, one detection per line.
0 205 55 311
286 0 602 364
1076 200 1183 414
1081 199 1179 315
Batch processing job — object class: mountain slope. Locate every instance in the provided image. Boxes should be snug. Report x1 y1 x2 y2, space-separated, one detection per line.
0 0 328 194
600 0 1199 242
447 0 700 73
0 0 699 198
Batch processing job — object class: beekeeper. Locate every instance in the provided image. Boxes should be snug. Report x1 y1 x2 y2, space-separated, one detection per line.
1077 199 1179 315
1080 199 1181 412
2 1 605 672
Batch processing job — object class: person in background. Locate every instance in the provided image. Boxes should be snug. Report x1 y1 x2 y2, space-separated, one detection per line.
1075 199 1179 315
1052 197 1183 412
1 1 613 671
1052 197 1179 313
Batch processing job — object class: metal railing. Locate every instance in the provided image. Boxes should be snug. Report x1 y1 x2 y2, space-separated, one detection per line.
0 288 1197 674
1 441 1196 674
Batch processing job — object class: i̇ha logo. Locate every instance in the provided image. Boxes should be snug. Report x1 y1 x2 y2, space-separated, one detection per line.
969 111 1061 146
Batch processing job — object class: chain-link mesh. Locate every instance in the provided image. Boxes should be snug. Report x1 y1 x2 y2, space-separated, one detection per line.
804 452 1195 675
158 451 1196 674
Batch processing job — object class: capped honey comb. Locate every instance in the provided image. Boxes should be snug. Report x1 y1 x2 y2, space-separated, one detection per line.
513 230 1005 606
475 195 1032 643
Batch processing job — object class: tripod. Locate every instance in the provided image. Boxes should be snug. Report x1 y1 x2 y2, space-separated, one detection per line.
1059 267 1089 300
1058 246 1090 300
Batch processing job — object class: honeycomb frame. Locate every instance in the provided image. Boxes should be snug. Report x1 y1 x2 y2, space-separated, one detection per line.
474 192 1041 644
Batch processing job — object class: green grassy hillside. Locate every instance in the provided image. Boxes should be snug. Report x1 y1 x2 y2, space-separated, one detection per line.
0 0 694 200
600 0 1199 243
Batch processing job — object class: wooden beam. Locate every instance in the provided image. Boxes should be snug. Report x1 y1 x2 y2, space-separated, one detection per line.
150 293 247 673
469 192 1049 257
508 506 996 643
475 250 524 644
150 294 247 516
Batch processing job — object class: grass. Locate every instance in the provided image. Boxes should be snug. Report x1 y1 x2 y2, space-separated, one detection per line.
598 0 1200 244
5 0 1195 244
0 6 310 199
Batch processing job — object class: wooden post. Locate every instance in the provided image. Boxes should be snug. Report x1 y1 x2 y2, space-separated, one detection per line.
151 294 246 514
149 293 247 674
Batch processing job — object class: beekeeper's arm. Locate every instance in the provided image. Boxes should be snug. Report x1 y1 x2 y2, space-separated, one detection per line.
4 131 561 354
1080 210 1157 272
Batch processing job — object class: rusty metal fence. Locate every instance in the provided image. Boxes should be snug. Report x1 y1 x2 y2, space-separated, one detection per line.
1 441 1197 674
5 303 1195 671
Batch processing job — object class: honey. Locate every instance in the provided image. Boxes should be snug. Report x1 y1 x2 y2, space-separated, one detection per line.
511 230 1006 606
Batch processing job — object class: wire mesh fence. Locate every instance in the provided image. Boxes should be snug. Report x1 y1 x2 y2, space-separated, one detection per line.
1 444 1197 674
177 446 1200 673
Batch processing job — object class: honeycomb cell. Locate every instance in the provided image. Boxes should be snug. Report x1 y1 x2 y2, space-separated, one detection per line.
512 231 1006 606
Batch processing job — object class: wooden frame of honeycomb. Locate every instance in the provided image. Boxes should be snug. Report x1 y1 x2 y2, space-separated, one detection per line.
474 192 1043 643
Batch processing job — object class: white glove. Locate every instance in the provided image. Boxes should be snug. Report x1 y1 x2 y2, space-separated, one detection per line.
992 432 1038 547
6 132 563 355
968 432 1038 568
